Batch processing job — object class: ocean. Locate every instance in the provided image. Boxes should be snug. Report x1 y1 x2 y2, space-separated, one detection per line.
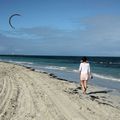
0 55 120 90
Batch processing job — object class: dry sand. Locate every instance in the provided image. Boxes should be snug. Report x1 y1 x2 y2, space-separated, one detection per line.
0 62 120 120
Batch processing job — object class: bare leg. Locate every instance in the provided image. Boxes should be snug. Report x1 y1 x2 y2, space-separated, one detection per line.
79 75 81 87
83 80 87 94
81 80 85 94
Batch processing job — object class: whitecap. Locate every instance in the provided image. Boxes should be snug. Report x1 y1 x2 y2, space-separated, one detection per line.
93 73 120 82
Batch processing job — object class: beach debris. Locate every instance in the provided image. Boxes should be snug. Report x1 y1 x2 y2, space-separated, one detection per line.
42 71 48 74
9 14 21 29
95 100 114 108
25 66 35 71
64 87 81 94
90 95 99 101
49 73 57 78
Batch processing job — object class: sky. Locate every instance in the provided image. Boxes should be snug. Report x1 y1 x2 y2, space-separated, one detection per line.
0 0 120 56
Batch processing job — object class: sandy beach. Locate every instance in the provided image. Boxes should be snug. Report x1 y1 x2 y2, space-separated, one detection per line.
0 62 120 120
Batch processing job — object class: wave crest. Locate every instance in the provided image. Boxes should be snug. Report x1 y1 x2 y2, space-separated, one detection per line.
45 66 67 71
93 73 120 82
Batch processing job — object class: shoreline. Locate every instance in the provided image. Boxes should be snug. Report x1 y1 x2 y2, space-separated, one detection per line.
0 61 120 120
1 60 120 92
1 61 120 93
1 60 120 91
0 60 79 83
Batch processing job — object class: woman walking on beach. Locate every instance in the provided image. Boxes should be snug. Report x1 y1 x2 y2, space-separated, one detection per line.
79 57 91 94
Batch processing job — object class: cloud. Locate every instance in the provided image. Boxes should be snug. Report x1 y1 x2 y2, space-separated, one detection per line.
76 15 120 55
0 46 6 51
0 14 120 56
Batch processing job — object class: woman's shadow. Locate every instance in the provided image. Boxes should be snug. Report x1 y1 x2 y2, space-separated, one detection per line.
87 90 112 101
87 90 112 95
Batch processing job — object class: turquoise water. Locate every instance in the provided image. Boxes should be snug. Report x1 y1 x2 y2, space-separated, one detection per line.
0 55 120 90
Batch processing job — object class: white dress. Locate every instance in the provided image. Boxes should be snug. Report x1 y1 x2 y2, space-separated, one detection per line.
79 62 90 80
